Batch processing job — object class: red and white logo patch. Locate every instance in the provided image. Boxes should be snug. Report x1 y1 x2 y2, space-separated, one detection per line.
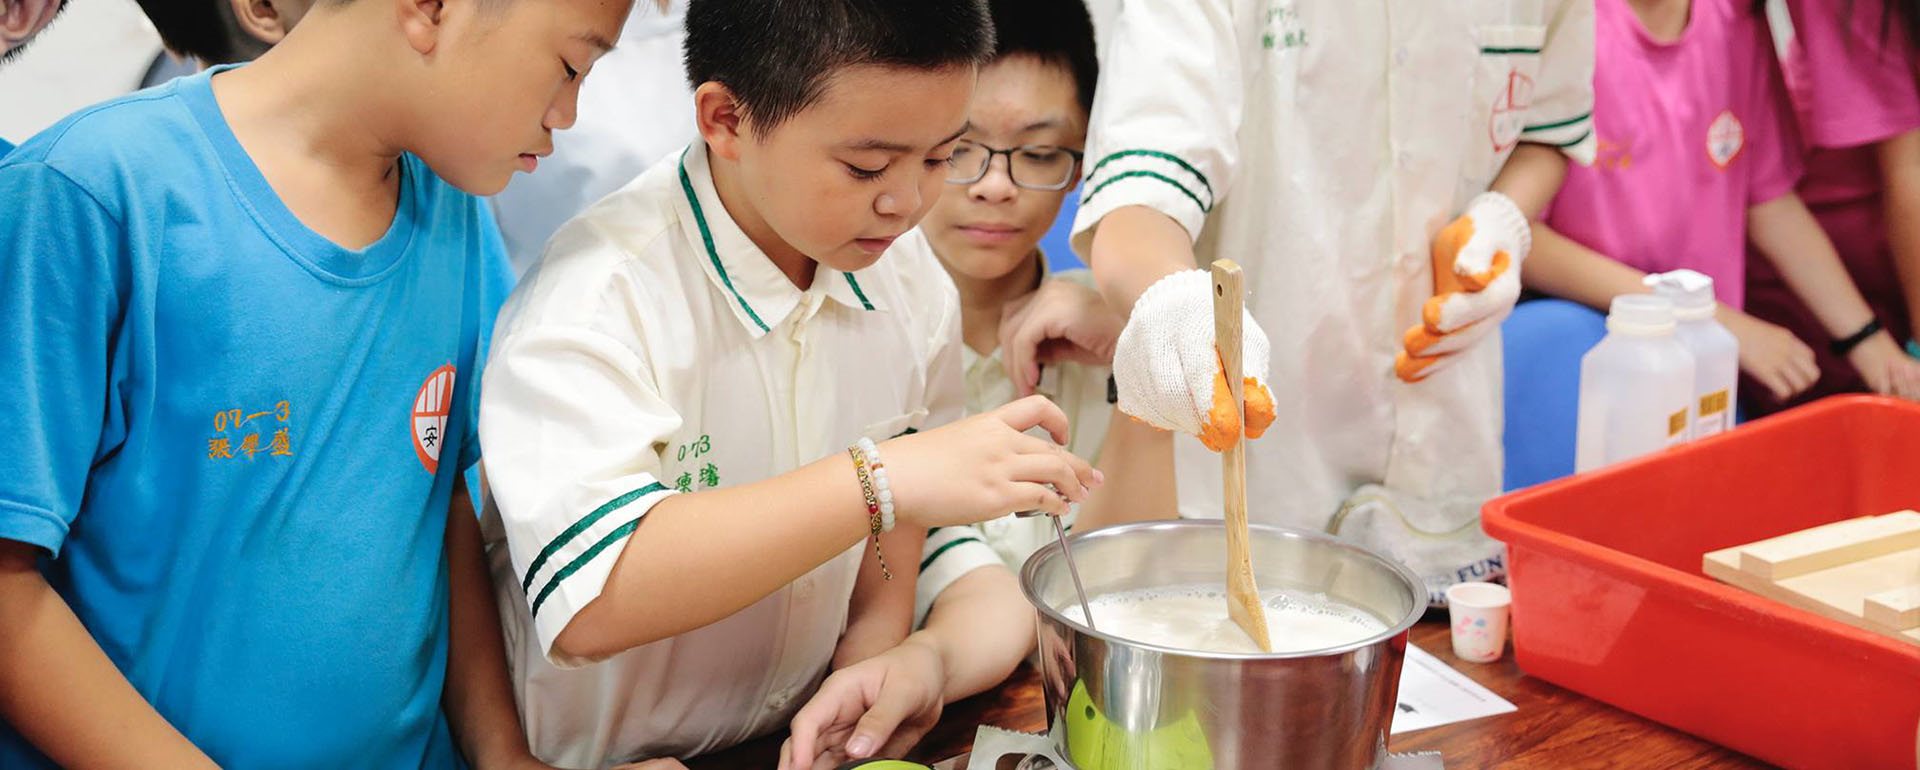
1706 110 1744 170
412 365 457 473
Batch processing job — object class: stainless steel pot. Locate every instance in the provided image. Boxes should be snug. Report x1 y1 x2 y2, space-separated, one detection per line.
1021 520 1425 769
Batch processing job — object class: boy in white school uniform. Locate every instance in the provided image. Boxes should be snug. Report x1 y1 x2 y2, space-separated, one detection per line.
776 4 1172 766
477 1 1102 767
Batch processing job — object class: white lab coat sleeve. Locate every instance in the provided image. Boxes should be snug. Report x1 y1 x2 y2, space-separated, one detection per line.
479 236 683 668
1071 0 1243 252
1519 0 1597 165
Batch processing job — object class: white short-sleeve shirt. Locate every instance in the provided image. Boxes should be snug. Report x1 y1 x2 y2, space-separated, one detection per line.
479 145 965 766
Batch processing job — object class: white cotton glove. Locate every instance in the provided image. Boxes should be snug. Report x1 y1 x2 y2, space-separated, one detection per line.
1396 192 1531 382
1112 269 1277 452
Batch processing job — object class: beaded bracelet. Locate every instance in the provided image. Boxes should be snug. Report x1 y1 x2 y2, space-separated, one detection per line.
847 445 891 581
856 437 896 533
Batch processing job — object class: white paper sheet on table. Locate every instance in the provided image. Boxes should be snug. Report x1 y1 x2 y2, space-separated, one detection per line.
1390 644 1517 735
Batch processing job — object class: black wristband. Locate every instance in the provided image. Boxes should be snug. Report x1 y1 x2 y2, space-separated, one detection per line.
1107 374 1119 405
1831 318 1884 357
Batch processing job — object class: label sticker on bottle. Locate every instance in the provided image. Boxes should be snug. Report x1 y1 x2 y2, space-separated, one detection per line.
1667 409 1689 446
1696 389 1730 438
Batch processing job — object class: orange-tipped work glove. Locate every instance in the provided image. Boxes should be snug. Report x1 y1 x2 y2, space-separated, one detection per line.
1396 192 1530 382
1112 270 1276 452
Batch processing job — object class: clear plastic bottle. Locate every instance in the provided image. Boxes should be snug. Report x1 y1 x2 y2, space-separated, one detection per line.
1645 270 1740 438
1575 295 1698 473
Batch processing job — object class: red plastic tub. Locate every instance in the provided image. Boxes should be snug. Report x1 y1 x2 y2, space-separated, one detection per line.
1483 395 1920 770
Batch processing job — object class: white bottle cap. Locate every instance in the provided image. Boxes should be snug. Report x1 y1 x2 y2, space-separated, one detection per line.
1643 269 1717 321
1608 294 1677 335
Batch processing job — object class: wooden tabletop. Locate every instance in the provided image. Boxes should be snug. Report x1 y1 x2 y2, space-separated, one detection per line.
690 620 1770 769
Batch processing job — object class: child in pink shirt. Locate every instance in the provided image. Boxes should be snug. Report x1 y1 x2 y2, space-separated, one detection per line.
1518 0 1920 405
1746 0 1920 410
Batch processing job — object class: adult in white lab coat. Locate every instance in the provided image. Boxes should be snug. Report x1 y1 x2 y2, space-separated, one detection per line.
1025 0 1597 602
488 0 695 277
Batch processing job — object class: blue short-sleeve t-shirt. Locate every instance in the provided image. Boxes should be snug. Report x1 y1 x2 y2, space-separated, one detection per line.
0 65 494 768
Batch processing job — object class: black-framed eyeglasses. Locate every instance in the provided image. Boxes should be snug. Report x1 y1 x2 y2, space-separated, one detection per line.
945 140 1085 191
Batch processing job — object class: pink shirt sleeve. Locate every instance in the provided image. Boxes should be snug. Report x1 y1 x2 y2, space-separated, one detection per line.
1786 0 1920 149
1746 10 1807 206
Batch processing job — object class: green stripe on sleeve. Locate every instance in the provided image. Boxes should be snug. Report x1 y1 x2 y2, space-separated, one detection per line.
530 518 643 619
521 483 667 593
1546 128 1594 148
1085 150 1216 201
920 535 987 572
1523 111 1592 133
1082 170 1211 215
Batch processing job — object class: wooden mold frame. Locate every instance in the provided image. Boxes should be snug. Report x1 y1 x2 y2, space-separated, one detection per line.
1702 511 1920 646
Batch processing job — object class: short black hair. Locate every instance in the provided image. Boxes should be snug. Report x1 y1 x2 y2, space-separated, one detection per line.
133 0 268 65
986 0 1097 115
684 0 996 131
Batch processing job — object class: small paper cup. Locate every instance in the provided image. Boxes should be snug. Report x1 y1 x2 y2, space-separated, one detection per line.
1445 581 1512 663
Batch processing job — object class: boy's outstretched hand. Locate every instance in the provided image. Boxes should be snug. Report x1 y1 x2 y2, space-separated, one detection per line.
778 638 947 770
882 395 1103 527
999 277 1126 398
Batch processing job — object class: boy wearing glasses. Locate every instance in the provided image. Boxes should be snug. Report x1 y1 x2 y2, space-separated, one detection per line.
907 0 1154 610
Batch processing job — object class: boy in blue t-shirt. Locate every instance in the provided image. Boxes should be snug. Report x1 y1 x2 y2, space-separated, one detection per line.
0 0 631 767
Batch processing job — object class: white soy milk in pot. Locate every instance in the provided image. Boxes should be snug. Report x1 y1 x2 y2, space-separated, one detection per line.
1062 585 1387 654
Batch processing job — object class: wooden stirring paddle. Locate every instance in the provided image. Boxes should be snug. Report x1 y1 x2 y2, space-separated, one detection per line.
1212 259 1273 652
